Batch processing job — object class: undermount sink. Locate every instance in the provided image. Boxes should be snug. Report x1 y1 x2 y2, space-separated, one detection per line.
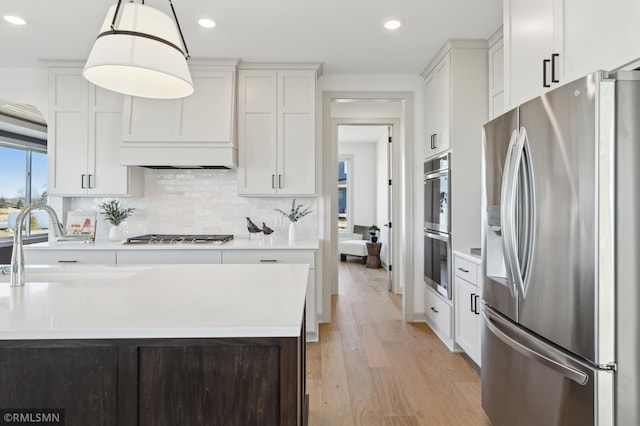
0 265 150 284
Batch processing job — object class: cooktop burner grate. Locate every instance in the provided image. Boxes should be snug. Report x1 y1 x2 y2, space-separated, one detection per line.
124 234 234 244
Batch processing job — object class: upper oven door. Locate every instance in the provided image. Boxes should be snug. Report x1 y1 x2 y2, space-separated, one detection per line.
424 153 450 233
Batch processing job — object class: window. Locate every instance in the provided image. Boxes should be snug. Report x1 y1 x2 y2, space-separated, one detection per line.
338 158 350 231
0 143 48 241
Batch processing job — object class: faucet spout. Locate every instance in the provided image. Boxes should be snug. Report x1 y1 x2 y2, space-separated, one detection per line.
10 204 64 287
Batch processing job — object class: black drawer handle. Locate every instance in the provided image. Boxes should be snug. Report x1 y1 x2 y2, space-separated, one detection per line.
58 260 78 263
430 306 439 313
458 267 469 273
260 259 278 263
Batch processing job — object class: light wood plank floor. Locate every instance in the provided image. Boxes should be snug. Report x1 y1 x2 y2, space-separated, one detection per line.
306 260 491 426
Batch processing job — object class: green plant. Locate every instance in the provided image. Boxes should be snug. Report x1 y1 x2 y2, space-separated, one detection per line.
368 224 380 236
275 199 312 223
99 200 134 226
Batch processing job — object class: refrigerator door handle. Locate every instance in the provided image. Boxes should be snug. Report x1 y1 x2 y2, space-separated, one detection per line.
504 127 534 299
500 129 519 298
482 309 589 385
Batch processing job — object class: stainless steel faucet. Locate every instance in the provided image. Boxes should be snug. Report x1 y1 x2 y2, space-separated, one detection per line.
10 204 64 287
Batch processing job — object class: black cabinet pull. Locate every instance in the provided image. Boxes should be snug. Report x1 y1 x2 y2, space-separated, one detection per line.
88 174 94 189
551 53 560 83
470 293 476 313
81 174 87 189
543 59 551 87
474 294 480 315
58 260 78 263
278 174 283 189
260 259 277 263
271 174 275 189
458 267 469 273
430 306 439 313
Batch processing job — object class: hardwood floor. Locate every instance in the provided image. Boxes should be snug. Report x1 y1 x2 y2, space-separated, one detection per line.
306 260 491 426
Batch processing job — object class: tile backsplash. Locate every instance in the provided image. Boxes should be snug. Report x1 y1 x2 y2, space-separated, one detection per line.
69 169 318 241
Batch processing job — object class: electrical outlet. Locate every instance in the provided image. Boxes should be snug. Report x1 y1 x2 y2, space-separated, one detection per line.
274 215 282 226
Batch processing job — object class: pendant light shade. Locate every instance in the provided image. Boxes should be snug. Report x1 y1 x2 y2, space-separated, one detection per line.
83 2 193 99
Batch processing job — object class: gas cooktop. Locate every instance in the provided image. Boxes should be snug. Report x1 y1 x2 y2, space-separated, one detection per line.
124 234 234 245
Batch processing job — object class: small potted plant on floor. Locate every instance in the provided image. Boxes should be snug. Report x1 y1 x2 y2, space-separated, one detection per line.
368 224 380 242
99 199 135 242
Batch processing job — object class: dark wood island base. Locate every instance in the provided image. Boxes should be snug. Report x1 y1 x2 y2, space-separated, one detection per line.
0 324 307 426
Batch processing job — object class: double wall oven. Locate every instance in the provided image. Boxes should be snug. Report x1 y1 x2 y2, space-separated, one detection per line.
423 153 451 299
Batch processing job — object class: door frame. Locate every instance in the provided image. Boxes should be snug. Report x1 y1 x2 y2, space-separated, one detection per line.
321 91 414 322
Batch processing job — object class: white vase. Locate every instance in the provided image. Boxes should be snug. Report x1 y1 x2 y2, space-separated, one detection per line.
288 222 297 241
109 225 123 242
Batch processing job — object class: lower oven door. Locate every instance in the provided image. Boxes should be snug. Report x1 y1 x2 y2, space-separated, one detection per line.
424 230 451 299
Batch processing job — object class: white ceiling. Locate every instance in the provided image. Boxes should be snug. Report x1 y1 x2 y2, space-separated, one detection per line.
0 0 502 75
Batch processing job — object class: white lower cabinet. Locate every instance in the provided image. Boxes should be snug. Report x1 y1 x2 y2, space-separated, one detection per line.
24 250 116 265
453 253 482 366
221 250 318 341
116 250 222 265
424 285 454 349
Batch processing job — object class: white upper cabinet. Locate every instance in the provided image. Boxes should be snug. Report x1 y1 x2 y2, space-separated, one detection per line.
237 65 318 196
505 0 640 108
48 67 143 197
504 0 563 107
562 0 640 82
120 61 238 168
423 53 451 158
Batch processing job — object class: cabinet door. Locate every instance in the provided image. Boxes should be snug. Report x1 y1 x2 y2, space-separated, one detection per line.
116 250 222 264
454 276 481 365
505 0 563 107
237 70 278 195
24 250 117 265
563 0 640 82
48 69 89 195
276 70 316 195
424 54 450 159
88 85 137 196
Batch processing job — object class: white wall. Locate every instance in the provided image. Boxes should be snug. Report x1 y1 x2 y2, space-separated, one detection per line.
0 67 49 121
338 142 377 229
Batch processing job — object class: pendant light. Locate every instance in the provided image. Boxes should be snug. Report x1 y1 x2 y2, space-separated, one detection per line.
83 0 193 99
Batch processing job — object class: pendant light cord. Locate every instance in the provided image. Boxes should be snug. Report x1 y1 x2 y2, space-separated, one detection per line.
106 0 190 59
168 0 191 60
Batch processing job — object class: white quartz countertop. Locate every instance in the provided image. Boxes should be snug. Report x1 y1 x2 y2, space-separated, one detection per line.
0 263 309 340
24 238 319 251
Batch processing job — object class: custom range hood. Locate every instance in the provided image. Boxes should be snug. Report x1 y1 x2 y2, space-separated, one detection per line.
118 60 239 169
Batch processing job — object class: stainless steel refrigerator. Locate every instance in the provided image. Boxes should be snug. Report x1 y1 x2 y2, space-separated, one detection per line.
481 70 640 426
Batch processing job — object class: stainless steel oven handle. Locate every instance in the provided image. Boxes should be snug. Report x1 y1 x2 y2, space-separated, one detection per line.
424 231 449 242
482 309 589 385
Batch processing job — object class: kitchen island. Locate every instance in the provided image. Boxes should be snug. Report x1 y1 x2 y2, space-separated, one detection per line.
0 263 309 426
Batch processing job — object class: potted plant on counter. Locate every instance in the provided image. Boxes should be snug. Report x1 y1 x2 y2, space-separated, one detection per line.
99 200 135 242
275 199 312 241
368 224 380 242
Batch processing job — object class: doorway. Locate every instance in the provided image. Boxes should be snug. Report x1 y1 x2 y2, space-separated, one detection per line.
337 124 393 290
321 91 415 323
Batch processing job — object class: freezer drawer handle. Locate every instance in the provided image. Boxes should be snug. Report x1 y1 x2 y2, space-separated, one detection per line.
482 310 589 385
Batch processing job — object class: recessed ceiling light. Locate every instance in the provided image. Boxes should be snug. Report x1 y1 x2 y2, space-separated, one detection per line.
383 19 402 30
198 18 216 29
4 15 26 25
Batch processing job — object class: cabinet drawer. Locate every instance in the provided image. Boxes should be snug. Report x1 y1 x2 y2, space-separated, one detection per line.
222 250 315 268
454 256 478 285
116 250 222 265
424 286 452 340
25 250 116 265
